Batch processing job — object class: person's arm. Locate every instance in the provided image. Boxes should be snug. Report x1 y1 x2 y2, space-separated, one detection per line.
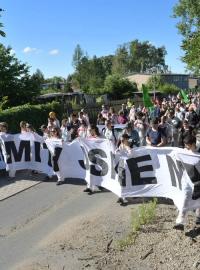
157 130 167 147
157 136 166 147
146 131 151 146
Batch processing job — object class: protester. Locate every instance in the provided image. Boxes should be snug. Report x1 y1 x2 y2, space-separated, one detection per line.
118 111 128 124
116 133 131 155
60 118 71 142
173 135 200 230
20 121 27 133
48 111 60 128
40 124 49 140
97 113 106 125
134 112 148 146
77 120 88 138
0 122 8 135
109 107 118 124
122 122 140 148
166 109 181 147
48 127 64 186
146 118 167 147
102 120 117 145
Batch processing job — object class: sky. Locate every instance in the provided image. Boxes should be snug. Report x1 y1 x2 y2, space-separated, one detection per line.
0 0 186 78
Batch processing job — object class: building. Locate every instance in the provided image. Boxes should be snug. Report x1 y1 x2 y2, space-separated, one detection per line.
126 73 190 90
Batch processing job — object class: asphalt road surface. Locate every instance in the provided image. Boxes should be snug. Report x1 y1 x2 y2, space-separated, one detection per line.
0 178 117 270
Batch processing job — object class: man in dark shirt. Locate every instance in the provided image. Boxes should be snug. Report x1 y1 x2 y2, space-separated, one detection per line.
146 118 167 147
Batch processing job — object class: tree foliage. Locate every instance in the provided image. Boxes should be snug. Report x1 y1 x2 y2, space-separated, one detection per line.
71 40 167 95
173 0 200 74
0 44 41 108
0 8 6 37
104 74 137 97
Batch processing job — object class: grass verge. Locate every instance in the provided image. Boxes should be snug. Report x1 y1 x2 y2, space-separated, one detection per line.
118 198 158 250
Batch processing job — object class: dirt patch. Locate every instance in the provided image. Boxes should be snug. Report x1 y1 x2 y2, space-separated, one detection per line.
14 200 200 270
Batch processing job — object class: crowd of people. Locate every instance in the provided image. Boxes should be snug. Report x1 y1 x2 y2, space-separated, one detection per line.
0 92 200 229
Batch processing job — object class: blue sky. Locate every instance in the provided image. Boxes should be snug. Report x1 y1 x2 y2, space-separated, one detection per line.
0 0 185 78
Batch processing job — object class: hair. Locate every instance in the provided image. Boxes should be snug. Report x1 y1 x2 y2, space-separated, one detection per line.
151 118 159 125
0 122 8 130
90 124 100 136
61 118 68 125
137 112 143 119
121 133 130 140
26 123 35 132
20 121 27 129
51 127 61 138
183 135 196 146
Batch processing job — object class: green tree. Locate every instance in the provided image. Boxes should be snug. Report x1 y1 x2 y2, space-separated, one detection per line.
146 75 163 90
104 74 137 97
112 45 129 75
0 44 40 108
173 0 200 74
159 83 180 95
64 75 73 93
129 40 167 73
0 8 6 37
72 44 84 70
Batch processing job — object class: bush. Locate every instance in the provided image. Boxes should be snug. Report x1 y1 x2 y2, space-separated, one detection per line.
104 74 138 97
0 101 62 133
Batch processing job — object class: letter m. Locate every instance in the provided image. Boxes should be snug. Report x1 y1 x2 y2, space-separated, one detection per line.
5 141 31 163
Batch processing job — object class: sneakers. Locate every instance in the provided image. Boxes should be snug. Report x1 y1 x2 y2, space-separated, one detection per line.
173 223 184 231
83 188 92 192
83 188 93 194
56 180 64 186
195 217 200 225
117 198 128 206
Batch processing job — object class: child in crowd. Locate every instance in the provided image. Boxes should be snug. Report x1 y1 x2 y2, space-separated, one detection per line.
20 121 27 133
60 118 71 142
77 120 88 138
102 120 116 145
116 133 132 156
49 111 60 128
40 124 49 140
0 122 8 135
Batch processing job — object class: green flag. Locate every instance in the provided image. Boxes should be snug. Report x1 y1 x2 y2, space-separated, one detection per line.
142 84 153 108
180 90 189 103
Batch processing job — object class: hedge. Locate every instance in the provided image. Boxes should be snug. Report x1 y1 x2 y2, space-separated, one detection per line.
0 101 63 133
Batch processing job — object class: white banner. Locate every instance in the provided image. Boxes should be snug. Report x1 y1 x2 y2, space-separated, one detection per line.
1 133 200 212
0 133 54 176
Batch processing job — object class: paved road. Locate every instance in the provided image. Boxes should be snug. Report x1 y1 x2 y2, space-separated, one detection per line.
0 177 117 270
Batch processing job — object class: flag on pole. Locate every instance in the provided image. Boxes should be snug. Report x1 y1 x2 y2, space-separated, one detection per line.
142 84 153 108
179 90 190 104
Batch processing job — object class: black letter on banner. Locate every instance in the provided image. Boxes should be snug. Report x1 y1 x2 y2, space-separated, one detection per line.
34 142 41 162
183 162 200 183
43 143 52 167
166 155 183 190
88 149 108 176
52 147 62 172
110 152 118 180
5 140 31 163
118 159 126 187
183 162 200 200
126 155 157 185
78 146 89 170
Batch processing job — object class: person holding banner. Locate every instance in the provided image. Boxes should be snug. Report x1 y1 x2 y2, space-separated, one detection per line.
146 118 167 147
83 125 105 194
174 135 200 231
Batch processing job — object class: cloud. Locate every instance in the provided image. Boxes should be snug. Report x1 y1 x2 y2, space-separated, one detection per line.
23 47 37 53
49 49 59 55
